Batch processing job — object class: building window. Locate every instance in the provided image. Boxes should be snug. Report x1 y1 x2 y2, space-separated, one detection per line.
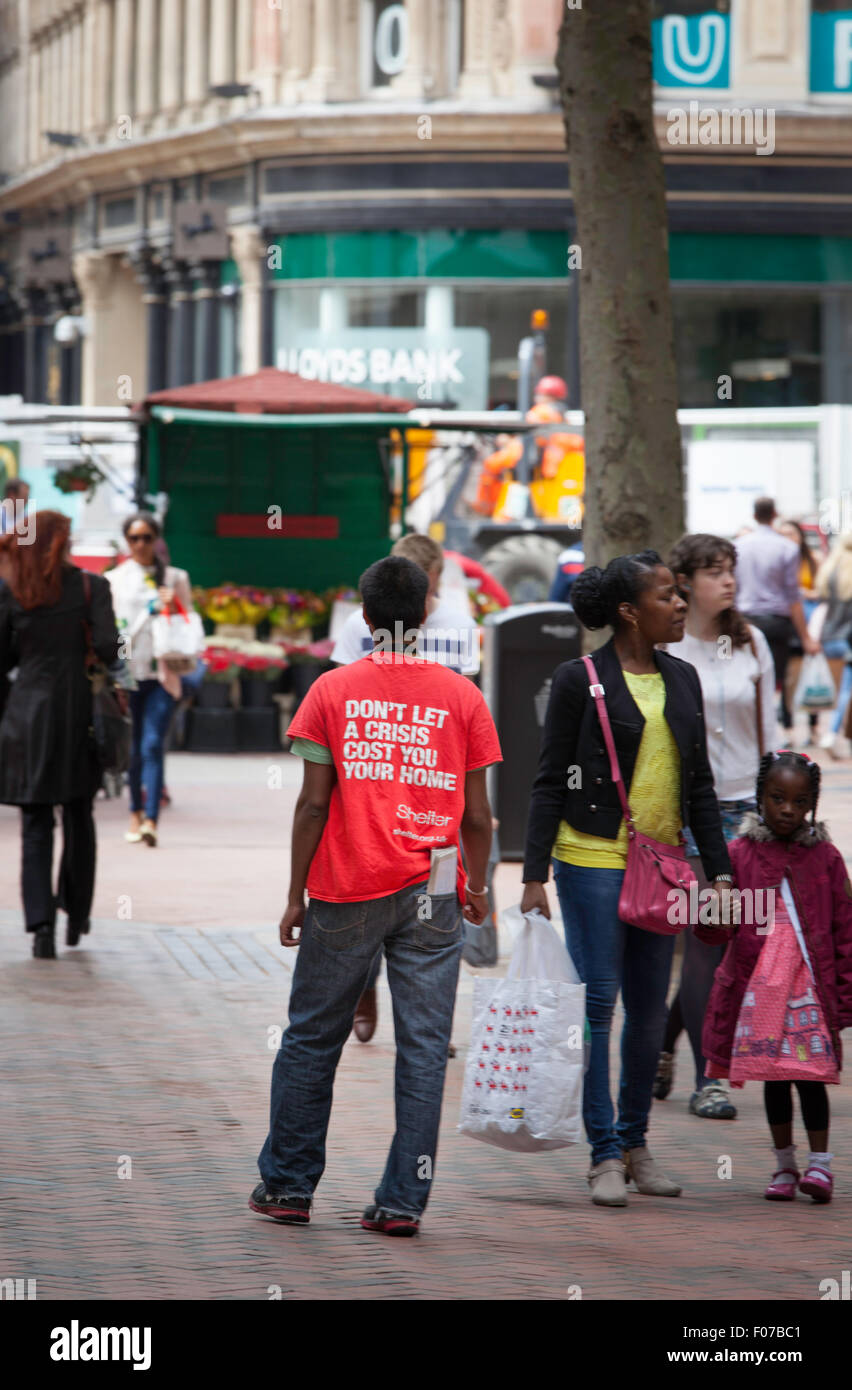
205 172 248 205
273 280 570 409
671 291 821 407
149 185 168 223
101 194 138 230
368 0 408 89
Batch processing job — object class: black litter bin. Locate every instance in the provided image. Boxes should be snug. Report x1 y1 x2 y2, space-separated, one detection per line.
481 604 581 860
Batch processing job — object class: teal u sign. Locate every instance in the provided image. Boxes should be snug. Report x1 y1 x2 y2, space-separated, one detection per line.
652 12 730 89
810 12 852 92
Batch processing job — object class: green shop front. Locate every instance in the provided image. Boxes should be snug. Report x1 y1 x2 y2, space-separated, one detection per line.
218 227 852 411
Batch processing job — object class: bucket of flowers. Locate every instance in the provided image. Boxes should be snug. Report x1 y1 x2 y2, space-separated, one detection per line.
278 637 335 709
269 588 330 641
234 642 289 708
198 646 240 708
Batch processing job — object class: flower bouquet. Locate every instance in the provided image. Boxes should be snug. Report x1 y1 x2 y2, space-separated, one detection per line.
197 645 240 709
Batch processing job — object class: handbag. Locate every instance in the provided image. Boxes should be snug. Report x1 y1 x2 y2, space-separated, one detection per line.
151 595 205 672
82 573 132 775
582 655 696 936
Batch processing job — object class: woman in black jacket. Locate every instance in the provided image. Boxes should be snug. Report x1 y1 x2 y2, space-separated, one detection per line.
522 551 731 1207
0 511 118 958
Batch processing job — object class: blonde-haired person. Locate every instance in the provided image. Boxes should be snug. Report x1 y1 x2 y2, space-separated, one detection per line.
330 533 479 676
813 533 852 758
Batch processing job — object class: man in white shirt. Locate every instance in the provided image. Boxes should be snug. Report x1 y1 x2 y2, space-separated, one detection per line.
331 535 480 677
329 532 481 1043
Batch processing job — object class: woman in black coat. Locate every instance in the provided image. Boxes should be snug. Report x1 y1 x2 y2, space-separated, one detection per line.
0 511 118 958
521 551 731 1207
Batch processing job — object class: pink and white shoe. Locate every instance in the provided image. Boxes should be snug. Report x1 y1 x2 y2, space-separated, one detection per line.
799 1166 833 1203
764 1167 799 1201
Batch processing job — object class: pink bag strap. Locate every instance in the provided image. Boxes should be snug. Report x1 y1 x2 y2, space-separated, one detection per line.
582 654 634 831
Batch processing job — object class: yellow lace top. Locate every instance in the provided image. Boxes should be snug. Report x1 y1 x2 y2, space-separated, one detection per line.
553 670 682 869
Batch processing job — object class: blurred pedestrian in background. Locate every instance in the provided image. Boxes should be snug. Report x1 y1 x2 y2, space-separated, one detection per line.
107 513 192 848
813 531 852 759
654 533 775 1120
777 517 821 747
0 511 118 958
548 544 585 605
735 498 819 731
0 477 30 533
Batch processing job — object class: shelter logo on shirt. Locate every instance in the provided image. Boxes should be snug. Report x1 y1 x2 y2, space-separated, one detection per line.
287 655 501 903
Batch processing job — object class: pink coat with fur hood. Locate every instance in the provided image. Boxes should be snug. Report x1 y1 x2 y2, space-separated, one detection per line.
701 812 852 1077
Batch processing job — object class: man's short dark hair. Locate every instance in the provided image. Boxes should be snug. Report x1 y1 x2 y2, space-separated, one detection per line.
359 555 429 641
2 479 28 501
754 497 776 524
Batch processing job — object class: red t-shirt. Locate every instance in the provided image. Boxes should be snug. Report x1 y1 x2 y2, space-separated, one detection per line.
287 654 502 903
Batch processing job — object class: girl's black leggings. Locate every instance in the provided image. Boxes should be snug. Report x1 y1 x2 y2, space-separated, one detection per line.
764 1080 829 1134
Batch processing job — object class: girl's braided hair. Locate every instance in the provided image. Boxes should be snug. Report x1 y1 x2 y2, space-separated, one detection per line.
756 749 821 827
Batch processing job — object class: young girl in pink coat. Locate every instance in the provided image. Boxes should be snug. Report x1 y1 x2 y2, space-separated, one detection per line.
701 750 852 1203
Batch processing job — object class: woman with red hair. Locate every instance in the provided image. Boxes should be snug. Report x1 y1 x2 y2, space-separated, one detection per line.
0 511 118 958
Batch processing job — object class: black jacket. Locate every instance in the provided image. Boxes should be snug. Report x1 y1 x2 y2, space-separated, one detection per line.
523 636 732 884
0 566 118 805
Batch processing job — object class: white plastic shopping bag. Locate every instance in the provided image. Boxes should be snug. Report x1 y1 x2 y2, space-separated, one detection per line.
458 908 586 1152
793 651 835 710
151 602 205 664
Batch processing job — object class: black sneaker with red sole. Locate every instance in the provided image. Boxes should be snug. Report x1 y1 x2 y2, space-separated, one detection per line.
248 1183 311 1224
360 1204 419 1237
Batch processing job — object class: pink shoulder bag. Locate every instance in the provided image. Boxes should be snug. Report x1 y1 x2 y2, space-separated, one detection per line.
582 656 696 936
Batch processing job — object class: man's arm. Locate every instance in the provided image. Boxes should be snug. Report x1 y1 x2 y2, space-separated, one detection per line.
460 768 493 925
279 760 336 945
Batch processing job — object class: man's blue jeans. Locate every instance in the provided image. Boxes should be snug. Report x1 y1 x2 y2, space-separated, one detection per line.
128 680 176 822
258 880 463 1217
553 860 675 1166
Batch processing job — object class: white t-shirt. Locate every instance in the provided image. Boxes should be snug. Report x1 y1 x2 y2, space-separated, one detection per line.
672 625 776 801
331 597 480 675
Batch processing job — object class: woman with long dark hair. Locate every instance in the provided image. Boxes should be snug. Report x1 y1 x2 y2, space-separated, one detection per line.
0 511 118 958
654 533 776 1118
522 551 731 1207
107 513 193 847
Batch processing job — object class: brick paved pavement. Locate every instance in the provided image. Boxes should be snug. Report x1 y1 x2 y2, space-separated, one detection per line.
1 747 851 1301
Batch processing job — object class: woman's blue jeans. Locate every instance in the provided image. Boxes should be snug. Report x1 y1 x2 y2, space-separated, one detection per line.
553 860 675 1166
128 680 176 823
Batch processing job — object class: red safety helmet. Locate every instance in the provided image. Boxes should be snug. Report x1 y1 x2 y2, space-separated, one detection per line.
535 375 568 402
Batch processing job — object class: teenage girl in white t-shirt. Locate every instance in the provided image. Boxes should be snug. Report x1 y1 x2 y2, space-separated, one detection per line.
654 532 776 1120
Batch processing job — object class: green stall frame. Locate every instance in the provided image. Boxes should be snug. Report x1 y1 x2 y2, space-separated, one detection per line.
141 406 410 590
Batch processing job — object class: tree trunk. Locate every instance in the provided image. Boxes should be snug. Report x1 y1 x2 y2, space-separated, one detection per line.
558 1 683 575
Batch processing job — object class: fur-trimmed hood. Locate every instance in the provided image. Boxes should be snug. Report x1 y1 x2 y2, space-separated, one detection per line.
737 809 831 846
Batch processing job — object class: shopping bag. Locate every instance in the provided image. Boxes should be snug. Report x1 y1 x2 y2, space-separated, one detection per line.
793 651 835 710
458 908 585 1151
151 599 205 669
729 887 838 1087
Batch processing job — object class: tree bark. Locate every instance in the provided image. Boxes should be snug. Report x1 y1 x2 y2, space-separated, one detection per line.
558 1 683 573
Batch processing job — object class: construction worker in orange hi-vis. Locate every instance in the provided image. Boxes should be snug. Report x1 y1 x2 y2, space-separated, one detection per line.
473 376 584 520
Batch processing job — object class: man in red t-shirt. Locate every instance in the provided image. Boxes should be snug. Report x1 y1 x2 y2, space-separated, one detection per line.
250 556 502 1236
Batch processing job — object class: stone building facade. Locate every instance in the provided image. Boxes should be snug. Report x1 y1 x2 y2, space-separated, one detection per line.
1 0 852 408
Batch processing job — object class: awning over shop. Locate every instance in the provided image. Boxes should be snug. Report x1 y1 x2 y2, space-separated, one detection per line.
139 368 413 416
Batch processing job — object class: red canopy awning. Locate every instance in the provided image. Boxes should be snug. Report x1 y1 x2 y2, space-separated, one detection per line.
140 368 413 415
